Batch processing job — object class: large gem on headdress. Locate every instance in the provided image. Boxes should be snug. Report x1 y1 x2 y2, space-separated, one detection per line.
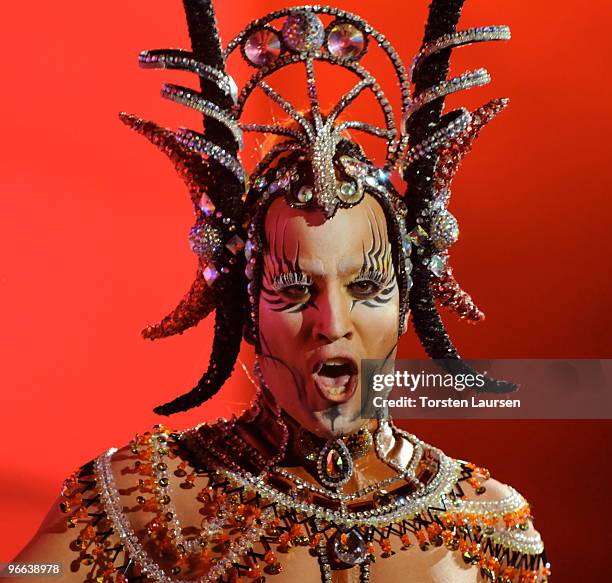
202 265 219 284
189 222 224 261
296 185 313 203
281 11 325 52
317 438 353 488
328 529 368 566
337 181 364 204
244 28 281 67
430 210 459 251
427 254 448 278
327 22 366 60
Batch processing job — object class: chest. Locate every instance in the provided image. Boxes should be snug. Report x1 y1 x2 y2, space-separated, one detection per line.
236 543 479 583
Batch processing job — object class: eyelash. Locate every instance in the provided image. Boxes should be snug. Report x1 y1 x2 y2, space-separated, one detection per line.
271 271 313 291
271 269 389 297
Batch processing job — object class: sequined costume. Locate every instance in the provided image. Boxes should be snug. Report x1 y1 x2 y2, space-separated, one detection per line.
59 413 549 582
49 1 552 580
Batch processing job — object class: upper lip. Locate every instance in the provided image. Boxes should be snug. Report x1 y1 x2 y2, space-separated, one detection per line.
310 350 359 376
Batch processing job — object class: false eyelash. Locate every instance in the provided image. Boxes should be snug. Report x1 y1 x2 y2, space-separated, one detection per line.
353 267 390 285
271 271 313 291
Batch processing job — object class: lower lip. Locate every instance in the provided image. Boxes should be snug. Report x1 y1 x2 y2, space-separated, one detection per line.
312 372 358 404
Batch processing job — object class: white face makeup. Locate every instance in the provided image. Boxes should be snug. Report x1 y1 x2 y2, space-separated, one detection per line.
257 193 402 438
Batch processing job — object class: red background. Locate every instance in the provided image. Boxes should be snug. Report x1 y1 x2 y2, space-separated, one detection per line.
1 0 611 579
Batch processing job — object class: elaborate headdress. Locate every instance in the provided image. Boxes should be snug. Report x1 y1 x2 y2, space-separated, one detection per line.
121 0 515 415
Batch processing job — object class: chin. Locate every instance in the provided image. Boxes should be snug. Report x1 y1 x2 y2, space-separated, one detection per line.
313 402 363 437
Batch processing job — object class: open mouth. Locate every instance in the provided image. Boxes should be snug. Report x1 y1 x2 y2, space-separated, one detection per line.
312 358 359 403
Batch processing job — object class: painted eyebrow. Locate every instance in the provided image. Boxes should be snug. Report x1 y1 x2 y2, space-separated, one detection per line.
262 207 394 282
262 216 302 284
360 209 393 278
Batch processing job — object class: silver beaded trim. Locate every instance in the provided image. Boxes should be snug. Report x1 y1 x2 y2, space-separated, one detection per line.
96 448 275 583
139 49 238 103
450 484 527 516
96 449 192 583
175 129 246 185
410 26 511 79
489 528 544 555
224 5 411 109
216 446 462 528
161 84 243 149
240 123 307 144
398 109 472 168
403 68 491 124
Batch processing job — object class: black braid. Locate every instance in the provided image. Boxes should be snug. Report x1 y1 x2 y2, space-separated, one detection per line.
404 0 515 392
154 267 247 415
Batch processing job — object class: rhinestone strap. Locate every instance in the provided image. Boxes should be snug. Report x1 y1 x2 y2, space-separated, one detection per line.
240 123 307 143
398 109 472 167
202 507 275 582
175 129 246 185
96 449 195 583
97 447 274 583
139 49 237 102
272 465 411 502
403 69 491 124
161 84 243 148
216 450 461 528
411 26 511 79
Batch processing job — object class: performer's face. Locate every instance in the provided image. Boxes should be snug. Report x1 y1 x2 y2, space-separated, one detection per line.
258 193 401 437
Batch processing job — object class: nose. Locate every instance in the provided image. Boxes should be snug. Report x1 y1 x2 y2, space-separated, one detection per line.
311 281 354 343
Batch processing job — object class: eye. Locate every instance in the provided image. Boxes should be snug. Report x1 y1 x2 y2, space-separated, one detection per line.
348 279 384 298
271 272 313 301
280 283 312 300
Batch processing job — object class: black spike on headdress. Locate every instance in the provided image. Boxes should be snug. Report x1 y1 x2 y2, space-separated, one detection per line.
153 268 246 416
182 0 243 219
403 0 515 392
153 0 248 414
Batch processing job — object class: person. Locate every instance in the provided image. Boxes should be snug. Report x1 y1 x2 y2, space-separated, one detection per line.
11 2 550 581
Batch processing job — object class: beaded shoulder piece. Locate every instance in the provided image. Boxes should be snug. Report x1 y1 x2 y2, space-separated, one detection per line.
59 425 551 582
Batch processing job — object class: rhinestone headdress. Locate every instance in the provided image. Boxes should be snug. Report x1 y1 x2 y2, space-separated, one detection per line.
121 0 514 415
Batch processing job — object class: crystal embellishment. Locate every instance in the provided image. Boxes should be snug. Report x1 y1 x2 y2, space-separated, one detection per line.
297 185 313 203
189 223 224 260
202 265 219 284
327 22 366 60
337 181 363 204
428 254 448 277
316 438 354 488
430 210 459 251
225 234 245 255
408 225 429 246
244 28 281 67
281 11 325 52
340 155 368 178
326 449 344 477
330 529 368 566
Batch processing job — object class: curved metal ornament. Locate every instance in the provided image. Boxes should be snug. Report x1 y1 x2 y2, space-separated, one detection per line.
316 438 354 489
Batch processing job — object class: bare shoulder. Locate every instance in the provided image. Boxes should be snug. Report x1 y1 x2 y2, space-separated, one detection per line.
9 438 143 583
449 460 551 581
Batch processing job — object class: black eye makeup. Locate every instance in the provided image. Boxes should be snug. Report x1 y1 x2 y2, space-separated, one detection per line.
264 266 394 306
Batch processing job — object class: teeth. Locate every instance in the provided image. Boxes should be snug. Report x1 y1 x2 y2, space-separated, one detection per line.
324 359 348 365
